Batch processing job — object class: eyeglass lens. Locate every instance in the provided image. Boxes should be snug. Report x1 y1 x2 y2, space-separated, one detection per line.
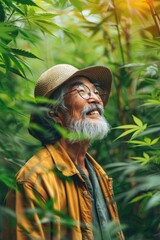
77 84 105 101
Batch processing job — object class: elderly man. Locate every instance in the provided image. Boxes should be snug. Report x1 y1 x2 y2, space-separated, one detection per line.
4 64 124 240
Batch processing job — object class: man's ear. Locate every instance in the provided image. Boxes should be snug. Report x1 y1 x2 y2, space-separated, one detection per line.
48 110 63 126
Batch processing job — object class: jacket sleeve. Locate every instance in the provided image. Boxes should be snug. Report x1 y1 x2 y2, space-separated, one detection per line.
3 183 52 240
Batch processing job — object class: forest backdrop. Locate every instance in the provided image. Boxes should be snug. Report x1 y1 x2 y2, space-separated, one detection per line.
0 0 160 239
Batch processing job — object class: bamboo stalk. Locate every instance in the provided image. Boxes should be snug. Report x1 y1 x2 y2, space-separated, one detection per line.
112 0 125 65
146 0 160 35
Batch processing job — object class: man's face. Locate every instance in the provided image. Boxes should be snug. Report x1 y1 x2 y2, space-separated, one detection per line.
62 77 104 125
58 77 110 142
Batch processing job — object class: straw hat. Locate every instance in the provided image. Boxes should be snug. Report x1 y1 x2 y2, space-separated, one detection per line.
34 64 112 106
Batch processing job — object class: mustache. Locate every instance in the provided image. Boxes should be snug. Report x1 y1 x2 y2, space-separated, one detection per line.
81 104 104 117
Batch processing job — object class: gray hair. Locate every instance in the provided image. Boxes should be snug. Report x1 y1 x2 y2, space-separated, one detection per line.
28 83 67 145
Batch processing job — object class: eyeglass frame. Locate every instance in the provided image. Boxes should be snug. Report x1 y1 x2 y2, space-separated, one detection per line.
63 81 107 102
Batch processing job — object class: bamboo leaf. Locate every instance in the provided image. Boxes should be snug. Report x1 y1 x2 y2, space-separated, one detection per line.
34 19 61 29
131 156 150 165
8 3 26 15
146 192 160 209
114 125 139 129
142 99 160 106
131 124 147 138
19 29 40 43
129 192 153 204
132 115 143 127
9 67 26 78
0 64 25 78
0 23 17 41
127 139 150 146
9 54 26 77
114 129 137 141
136 127 160 137
1 54 11 74
143 152 150 160
122 63 145 68
69 0 82 11
16 57 32 75
14 0 39 7
0 169 17 190
131 129 143 138
150 137 159 145
0 93 12 103
34 22 55 35
0 2 5 22
144 137 151 144
11 48 42 59
143 39 160 48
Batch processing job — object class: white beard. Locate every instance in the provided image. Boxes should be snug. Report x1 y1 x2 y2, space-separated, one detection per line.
65 105 110 143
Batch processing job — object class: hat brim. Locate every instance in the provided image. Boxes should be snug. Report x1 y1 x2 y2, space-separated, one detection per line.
45 65 112 106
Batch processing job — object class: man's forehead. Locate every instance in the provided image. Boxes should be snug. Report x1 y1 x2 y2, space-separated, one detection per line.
67 76 98 88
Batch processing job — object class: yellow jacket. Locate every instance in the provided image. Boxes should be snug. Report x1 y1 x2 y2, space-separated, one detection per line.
4 143 124 240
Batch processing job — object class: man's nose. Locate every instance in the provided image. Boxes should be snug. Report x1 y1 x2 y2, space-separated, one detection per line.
87 91 103 105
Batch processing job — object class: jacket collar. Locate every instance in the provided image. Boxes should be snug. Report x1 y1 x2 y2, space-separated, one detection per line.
46 142 107 179
46 143 79 176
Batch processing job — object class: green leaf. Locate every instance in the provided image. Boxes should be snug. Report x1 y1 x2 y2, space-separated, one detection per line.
0 23 17 41
134 126 160 138
19 29 41 43
132 115 143 127
10 67 26 78
9 54 26 77
35 19 59 27
144 137 151 144
1 54 11 74
131 124 147 138
150 137 159 145
0 169 17 190
122 63 145 68
0 64 25 78
6 2 26 16
0 93 12 103
34 22 55 35
129 192 153 204
114 128 136 141
127 137 158 147
143 152 150 160
127 139 150 147
35 97 58 105
143 39 160 48
143 99 160 106
11 48 42 59
146 192 160 209
132 153 150 165
0 2 5 22
14 0 39 7
131 129 144 138
115 125 140 129
69 0 82 11
114 116 148 141
54 124 87 141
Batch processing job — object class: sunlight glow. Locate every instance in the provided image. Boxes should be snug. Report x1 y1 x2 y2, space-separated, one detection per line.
126 0 151 14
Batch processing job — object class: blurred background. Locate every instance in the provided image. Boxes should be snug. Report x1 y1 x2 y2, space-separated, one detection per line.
0 0 160 239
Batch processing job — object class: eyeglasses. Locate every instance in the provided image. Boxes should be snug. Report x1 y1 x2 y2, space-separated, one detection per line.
64 83 107 102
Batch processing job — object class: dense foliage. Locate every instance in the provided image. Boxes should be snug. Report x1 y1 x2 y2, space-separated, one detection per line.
0 0 160 239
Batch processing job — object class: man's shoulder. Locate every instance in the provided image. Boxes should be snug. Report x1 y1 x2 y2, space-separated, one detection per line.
16 146 54 183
